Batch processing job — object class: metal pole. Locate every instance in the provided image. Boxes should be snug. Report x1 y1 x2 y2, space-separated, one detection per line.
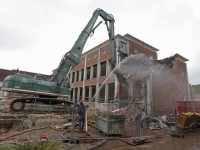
29 97 37 140
70 99 77 140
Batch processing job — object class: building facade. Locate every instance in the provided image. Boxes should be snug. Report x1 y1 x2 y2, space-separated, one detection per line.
69 33 159 101
69 33 190 116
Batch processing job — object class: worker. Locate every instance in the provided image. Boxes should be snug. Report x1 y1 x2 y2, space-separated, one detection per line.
78 99 86 132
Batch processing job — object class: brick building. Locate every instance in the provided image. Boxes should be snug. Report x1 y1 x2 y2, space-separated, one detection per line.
194 94 200 101
69 33 190 116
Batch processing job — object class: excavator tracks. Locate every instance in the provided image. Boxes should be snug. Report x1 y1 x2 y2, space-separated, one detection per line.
9 98 75 114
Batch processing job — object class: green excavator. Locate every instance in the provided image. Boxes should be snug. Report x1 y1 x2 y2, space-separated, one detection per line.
1 8 116 112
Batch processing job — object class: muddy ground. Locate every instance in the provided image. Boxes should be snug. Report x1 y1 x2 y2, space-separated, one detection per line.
0 124 200 150
1 101 200 150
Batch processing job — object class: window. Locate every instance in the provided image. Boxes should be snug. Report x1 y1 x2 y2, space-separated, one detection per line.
120 41 127 53
94 53 97 58
86 67 91 80
82 60 84 64
100 61 106 76
88 57 91 61
134 48 138 54
92 64 97 78
102 50 106 55
180 70 184 76
72 72 75 83
76 71 79 82
150 56 153 60
80 69 84 81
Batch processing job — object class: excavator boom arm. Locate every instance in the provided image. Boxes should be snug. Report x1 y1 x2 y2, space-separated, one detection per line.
50 8 116 87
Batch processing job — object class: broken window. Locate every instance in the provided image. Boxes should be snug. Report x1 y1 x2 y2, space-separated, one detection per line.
100 61 106 77
86 66 91 80
93 64 97 78
120 41 127 53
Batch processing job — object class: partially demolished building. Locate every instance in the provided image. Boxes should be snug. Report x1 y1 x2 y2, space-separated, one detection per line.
69 33 190 116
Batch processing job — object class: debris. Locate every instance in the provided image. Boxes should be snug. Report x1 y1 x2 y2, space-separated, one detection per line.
141 116 175 131
62 123 72 129
0 127 8 134
39 134 50 142
10 137 30 144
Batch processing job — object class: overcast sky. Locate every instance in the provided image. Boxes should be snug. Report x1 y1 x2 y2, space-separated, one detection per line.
0 0 200 84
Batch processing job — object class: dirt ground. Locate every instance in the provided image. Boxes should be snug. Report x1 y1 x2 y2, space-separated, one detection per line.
95 129 200 150
1 125 200 150
1 101 200 150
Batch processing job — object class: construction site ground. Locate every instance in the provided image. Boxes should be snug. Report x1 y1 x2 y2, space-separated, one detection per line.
1 100 200 150
1 122 200 150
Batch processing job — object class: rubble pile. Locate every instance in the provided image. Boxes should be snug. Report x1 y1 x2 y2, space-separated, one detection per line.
87 104 138 127
112 105 135 126
87 105 98 128
28 113 73 119
0 99 12 112
0 127 8 134
141 115 175 131
87 104 176 131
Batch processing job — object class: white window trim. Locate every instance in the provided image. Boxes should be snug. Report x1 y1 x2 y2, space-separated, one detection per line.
102 50 106 55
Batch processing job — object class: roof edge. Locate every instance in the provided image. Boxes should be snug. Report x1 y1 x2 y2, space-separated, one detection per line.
124 33 159 52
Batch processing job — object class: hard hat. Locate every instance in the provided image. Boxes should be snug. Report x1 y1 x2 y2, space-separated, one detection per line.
79 100 83 104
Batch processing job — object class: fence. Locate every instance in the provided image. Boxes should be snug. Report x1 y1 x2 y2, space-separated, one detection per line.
0 97 199 148
176 101 200 133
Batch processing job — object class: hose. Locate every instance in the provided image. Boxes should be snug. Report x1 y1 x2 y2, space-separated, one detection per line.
0 126 49 142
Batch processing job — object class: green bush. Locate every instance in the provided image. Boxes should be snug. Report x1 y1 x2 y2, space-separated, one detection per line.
38 141 60 150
